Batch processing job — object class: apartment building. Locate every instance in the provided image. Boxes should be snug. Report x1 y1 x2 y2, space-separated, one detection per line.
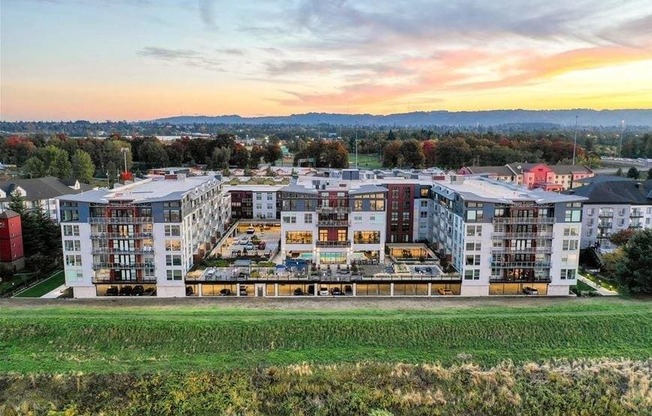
431 176 586 296
279 178 387 266
59 174 230 298
570 178 652 249
459 163 594 191
0 176 94 221
227 185 283 220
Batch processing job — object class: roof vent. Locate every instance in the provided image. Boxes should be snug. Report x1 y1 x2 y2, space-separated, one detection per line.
635 182 642 188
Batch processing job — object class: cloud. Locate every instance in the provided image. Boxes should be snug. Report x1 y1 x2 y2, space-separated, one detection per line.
215 48 245 56
137 47 223 71
198 0 216 29
265 59 400 77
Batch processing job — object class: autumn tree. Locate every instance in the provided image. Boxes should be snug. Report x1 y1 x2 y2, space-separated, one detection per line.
399 140 425 168
263 144 283 165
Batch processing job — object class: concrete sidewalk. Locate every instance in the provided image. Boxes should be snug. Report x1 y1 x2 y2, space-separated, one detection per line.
41 285 67 298
577 275 619 296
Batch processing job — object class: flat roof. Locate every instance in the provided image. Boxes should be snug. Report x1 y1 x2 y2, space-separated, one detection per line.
59 175 220 203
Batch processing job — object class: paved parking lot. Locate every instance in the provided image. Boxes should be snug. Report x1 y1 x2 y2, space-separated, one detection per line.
217 222 281 260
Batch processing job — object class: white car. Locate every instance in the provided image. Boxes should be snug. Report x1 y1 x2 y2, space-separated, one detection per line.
319 287 330 296
239 236 250 244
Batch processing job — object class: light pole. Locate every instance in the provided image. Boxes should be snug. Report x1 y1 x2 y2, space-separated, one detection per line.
572 115 578 165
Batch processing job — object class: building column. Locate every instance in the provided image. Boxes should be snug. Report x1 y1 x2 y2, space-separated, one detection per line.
390 283 394 297
427 282 432 296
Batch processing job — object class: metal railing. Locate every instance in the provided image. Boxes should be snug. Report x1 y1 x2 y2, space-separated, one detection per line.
317 206 350 213
89 217 153 224
492 232 553 239
92 262 151 269
316 240 351 247
493 217 555 224
317 220 350 227
491 246 553 254
90 232 154 239
91 247 154 255
92 276 157 284
353 239 382 245
489 276 551 283
490 261 552 268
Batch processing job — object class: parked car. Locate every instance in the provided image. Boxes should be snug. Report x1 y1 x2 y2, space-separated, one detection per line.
523 286 539 295
132 285 145 296
106 286 119 296
319 287 330 296
438 288 453 295
119 285 133 296
239 286 248 296
294 287 304 296
239 236 250 244
244 243 255 251
219 288 232 296
331 287 344 296
246 227 255 234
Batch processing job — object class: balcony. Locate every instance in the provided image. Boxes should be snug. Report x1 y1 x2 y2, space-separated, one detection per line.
630 211 644 218
492 232 553 239
92 262 151 270
317 205 350 213
92 276 157 284
89 217 153 224
316 240 351 248
598 212 614 218
489 276 551 283
492 217 555 224
91 247 154 255
490 261 552 268
317 220 350 227
491 246 553 254
597 222 613 229
353 239 381 245
90 232 153 239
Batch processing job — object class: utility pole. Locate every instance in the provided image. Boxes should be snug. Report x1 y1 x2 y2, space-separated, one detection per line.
355 123 358 169
572 115 578 165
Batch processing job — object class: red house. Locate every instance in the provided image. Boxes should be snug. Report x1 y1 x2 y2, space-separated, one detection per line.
0 210 25 271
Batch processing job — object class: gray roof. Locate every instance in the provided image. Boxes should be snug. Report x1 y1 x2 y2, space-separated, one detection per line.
465 166 516 176
0 176 85 202
349 184 388 195
568 179 652 204
279 183 318 195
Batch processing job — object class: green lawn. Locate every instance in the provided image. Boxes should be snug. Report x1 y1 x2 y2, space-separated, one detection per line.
350 153 383 169
1 298 650 374
13 271 64 298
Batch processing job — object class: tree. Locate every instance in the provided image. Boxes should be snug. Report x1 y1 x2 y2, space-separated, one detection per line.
399 140 425 168
71 150 95 183
263 144 283 165
616 167 623 177
230 144 250 168
137 139 169 169
647 168 652 180
609 229 636 247
614 229 652 294
24 156 47 178
382 141 402 168
627 167 640 179
209 147 232 170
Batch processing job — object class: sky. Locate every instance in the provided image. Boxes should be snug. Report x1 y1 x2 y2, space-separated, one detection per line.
1 0 651 121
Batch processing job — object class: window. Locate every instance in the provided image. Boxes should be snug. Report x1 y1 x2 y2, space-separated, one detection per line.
562 240 578 251
166 254 182 266
63 225 80 236
285 231 313 244
420 211 428 218
587 208 595 216
267 193 273 200
391 212 398 221
256 194 262 200
166 270 183 281
466 242 481 251
282 216 297 224
354 231 380 244
391 201 398 210
65 255 82 266
565 209 582 222
165 225 181 236
560 269 576 280
420 201 428 207
165 240 181 251
563 227 579 236
61 209 79 222
465 255 481 266
464 269 480 280
402 212 410 221
466 225 482 237
64 240 81 251
164 209 181 222
337 229 347 241
304 213 313 223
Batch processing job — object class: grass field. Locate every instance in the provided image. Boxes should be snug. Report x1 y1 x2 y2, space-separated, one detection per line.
351 153 383 169
13 271 64 298
1 297 650 374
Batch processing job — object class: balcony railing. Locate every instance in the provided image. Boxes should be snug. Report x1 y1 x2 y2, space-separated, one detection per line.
90 232 154 239
598 212 614 218
493 217 555 224
630 211 644 218
317 206 350 213
316 240 351 247
491 246 553 254
92 262 151 270
489 276 552 283
317 220 350 227
353 239 381 245
492 232 553 239
91 247 154 255
490 261 552 268
89 217 153 224
92 276 157 284
597 222 613 228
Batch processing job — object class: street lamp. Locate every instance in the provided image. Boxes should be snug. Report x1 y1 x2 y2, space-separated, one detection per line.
120 148 129 176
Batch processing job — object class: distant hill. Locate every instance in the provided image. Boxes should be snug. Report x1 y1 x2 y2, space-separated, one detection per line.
155 109 652 127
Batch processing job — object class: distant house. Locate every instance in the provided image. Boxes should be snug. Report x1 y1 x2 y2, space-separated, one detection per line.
0 177 95 221
458 163 594 191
